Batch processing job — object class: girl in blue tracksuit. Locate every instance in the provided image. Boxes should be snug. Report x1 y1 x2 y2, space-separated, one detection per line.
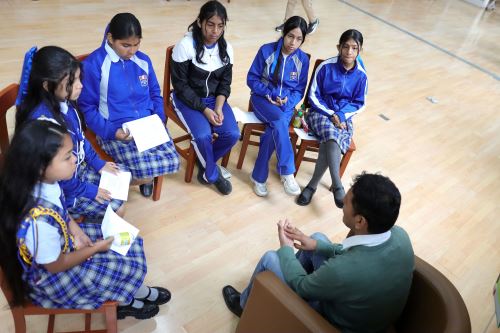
78 13 180 198
171 1 239 196
297 29 367 208
247 16 310 197
15 46 124 219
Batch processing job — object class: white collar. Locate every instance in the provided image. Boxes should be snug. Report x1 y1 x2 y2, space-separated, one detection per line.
59 101 68 115
342 230 392 251
104 42 121 63
33 182 63 209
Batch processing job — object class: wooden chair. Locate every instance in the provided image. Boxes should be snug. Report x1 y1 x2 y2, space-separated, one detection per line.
1 268 118 333
0 83 18 161
235 52 312 170
163 45 230 182
294 58 356 177
76 54 163 201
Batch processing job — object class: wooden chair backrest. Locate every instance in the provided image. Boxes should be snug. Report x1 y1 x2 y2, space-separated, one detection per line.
0 83 19 159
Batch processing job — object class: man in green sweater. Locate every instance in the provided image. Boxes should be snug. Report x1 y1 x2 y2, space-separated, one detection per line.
223 173 414 333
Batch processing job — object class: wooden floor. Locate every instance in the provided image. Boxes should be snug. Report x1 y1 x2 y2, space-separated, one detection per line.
1 0 499 332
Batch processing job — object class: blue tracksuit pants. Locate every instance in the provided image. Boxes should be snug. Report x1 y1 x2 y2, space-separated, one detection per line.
250 94 295 183
172 94 239 183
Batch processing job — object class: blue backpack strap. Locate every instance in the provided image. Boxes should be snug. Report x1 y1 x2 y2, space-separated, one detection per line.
15 46 37 107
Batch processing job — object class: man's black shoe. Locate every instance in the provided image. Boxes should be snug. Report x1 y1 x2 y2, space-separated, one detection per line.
196 159 209 185
117 302 159 320
137 286 171 306
222 285 243 317
139 183 153 197
214 167 232 195
296 186 316 206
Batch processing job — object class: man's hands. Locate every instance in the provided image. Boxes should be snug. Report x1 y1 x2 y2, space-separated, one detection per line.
278 219 318 251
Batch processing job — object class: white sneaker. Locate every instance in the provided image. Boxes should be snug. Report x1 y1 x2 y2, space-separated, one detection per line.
250 175 268 197
281 174 301 196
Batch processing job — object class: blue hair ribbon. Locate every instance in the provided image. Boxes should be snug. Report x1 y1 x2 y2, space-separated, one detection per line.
15 46 37 107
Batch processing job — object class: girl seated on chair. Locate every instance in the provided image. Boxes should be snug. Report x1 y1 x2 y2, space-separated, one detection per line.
171 0 239 195
15 46 124 221
78 12 180 198
0 120 170 318
297 29 367 208
247 16 310 197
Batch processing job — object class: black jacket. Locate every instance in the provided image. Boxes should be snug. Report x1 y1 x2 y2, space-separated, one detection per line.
171 32 233 111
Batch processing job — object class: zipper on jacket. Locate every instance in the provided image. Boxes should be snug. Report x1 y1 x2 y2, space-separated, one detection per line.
205 71 212 98
279 55 288 97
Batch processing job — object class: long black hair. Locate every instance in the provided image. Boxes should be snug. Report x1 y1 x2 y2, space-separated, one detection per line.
0 120 67 306
108 12 142 40
188 0 230 65
15 46 81 132
272 16 308 84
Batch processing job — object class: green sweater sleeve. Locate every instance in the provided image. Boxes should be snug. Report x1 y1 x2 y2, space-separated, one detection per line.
277 246 344 301
315 239 343 257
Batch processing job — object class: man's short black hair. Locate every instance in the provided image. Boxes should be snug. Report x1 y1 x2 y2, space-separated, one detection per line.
351 172 401 234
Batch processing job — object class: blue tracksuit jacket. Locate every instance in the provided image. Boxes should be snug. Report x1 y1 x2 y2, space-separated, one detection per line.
30 102 105 207
308 56 367 123
78 42 165 140
247 40 309 110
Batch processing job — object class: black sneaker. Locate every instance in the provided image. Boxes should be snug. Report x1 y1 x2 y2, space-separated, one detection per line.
139 183 153 197
196 159 209 185
222 285 243 317
117 302 159 320
307 18 319 34
275 23 284 32
137 286 171 306
213 167 232 195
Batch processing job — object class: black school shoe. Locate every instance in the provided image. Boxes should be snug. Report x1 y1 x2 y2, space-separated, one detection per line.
137 286 171 306
222 285 243 317
213 167 232 195
296 186 316 206
332 186 345 209
117 302 159 320
139 183 153 197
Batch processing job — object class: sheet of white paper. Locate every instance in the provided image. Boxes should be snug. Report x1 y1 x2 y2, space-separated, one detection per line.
294 128 318 141
122 114 170 153
232 107 263 124
101 205 139 256
98 170 132 201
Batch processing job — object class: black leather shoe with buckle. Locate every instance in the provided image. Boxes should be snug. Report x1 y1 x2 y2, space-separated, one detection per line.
117 302 159 320
136 286 171 306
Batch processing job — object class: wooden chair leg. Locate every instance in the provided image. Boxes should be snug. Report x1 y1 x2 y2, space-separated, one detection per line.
185 145 196 183
339 149 353 178
294 143 307 176
152 176 163 201
47 314 55 333
104 304 118 333
12 307 27 333
237 126 252 169
221 151 230 167
85 313 91 331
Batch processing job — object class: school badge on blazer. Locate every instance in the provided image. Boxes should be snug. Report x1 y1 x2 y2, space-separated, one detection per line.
290 71 298 81
139 74 148 87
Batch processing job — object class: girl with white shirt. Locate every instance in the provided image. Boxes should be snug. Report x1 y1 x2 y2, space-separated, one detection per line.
0 121 169 319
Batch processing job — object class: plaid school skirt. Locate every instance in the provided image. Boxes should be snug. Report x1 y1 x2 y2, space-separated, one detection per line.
68 162 124 219
98 136 180 180
306 111 354 154
25 223 146 309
